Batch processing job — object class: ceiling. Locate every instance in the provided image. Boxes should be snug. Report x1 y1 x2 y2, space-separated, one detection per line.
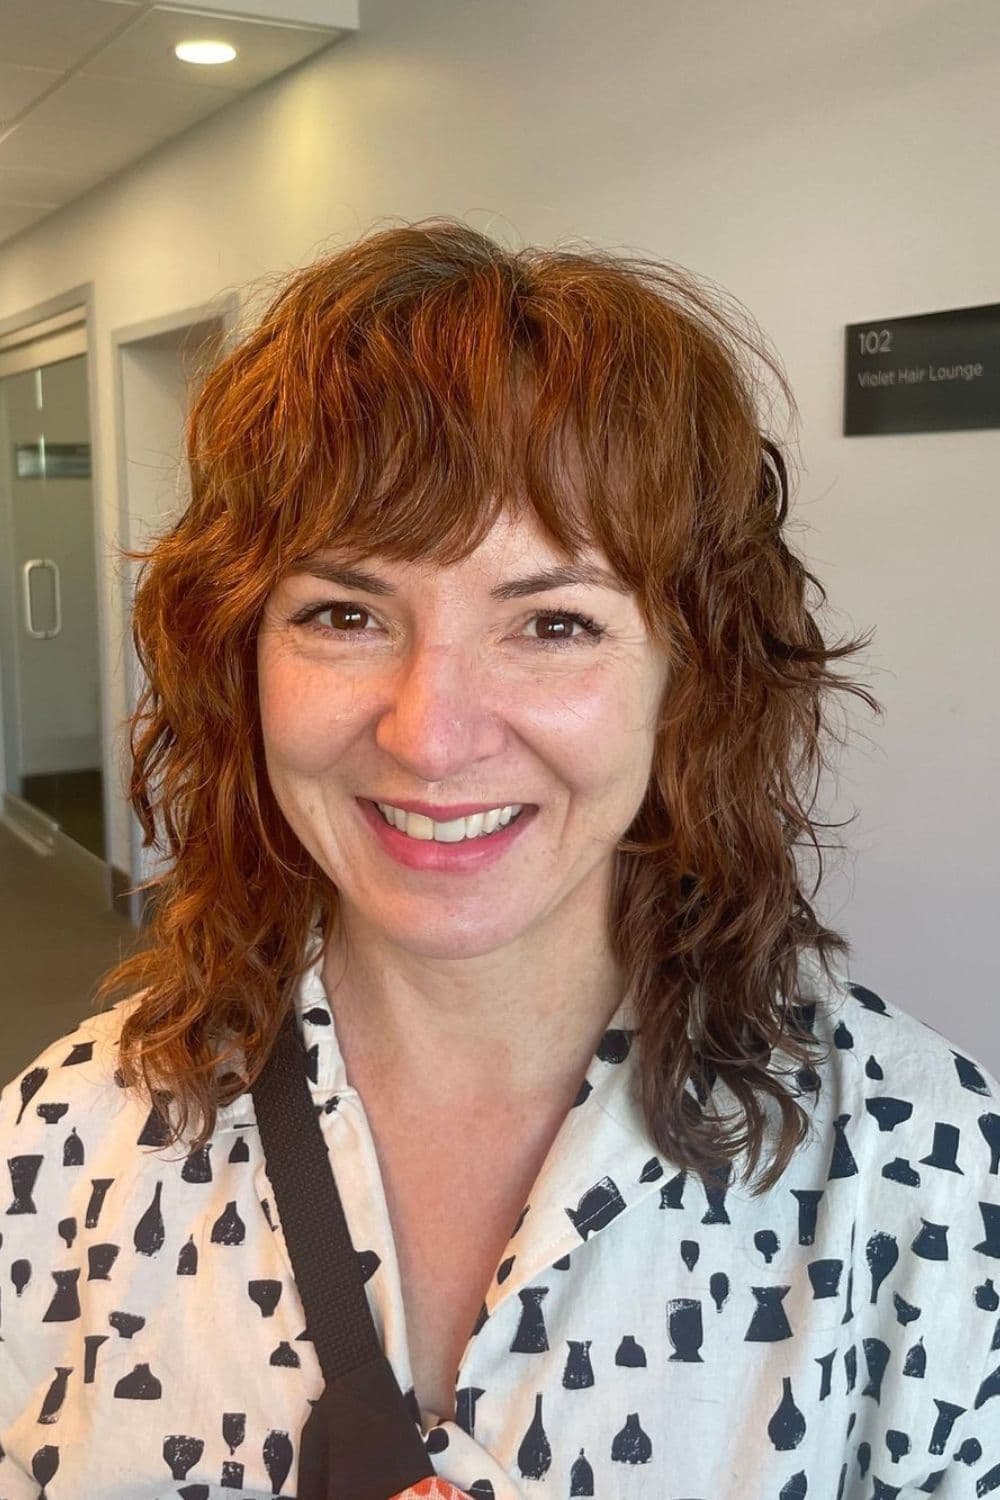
0 0 359 250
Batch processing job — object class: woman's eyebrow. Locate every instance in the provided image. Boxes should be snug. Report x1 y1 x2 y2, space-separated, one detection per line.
288 559 631 599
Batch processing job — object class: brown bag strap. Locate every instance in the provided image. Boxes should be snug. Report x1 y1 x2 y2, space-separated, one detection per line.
250 1011 435 1499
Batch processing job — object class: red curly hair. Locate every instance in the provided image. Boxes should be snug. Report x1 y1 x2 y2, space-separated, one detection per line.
98 216 880 1196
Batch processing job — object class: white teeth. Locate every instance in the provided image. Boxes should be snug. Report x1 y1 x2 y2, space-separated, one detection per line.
375 802 524 842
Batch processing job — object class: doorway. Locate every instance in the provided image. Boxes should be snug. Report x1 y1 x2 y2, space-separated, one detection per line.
114 302 234 926
0 315 105 862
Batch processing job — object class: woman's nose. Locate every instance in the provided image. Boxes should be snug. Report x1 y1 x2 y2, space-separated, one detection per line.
372 642 505 779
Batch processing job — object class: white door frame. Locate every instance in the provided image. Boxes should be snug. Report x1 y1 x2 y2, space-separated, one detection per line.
0 285 110 876
112 295 239 926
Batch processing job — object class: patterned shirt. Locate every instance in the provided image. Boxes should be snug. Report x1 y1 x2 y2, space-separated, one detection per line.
1 928 998 1498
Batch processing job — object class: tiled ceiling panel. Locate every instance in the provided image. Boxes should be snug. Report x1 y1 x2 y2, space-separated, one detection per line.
0 202 57 243
0 0 143 72
0 163 86 206
87 7 348 91
2 113 157 182
0 64 64 124
25 71 242 140
0 0 358 249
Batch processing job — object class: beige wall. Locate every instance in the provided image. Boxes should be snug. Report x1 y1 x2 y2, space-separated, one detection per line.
0 0 996 1055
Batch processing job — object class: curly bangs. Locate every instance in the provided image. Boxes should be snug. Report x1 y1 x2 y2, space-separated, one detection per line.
98 216 881 1197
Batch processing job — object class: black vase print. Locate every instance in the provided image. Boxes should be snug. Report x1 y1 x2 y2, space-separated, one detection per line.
228 1134 250 1163
886 1428 911 1465
114 1361 162 1399
791 1187 824 1243
16 1068 47 1125
510 1286 549 1353
928 1399 967 1455
42 1268 80 1322
30 1444 58 1490
708 1270 730 1312
702 1160 734 1226
975 1200 1000 1256
36 1103 68 1125
563 1339 594 1388
866 1229 900 1303
163 1434 204 1480
38 1366 71 1424
177 1235 198 1274
516 1393 551 1480
665 1296 703 1361
2 954 999 1498
611 1411 652 1465
979 1110 1000 1175
268 1340 299 1367
614 1333 646 1366
87 1242 119 1280
807 1256 842 1302
248 1278 282 1316
745 1285 792 1342
84 1177 113 1229
109 1310 144 1338
182 1143 213 1183
680 1236 701 1273
828 1114 860 1180
135 1102 170 1151
222 1411 245 1453
569 1447 595 1496
62 1041 94 1066
768 1376 806 1450
211 1200 246 1245
454 1384 485 1436
7 1154 42 1214
134 1182 165 1255
82 1333 108 1382
262 1429 293 1494
565 1176 627 1239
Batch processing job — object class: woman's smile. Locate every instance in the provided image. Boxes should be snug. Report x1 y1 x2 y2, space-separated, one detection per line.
356 794 539 872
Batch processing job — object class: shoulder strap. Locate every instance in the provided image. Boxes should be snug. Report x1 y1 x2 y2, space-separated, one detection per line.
250 1011 435 1499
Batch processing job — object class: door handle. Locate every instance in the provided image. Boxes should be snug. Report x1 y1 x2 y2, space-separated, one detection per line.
22 557 62 639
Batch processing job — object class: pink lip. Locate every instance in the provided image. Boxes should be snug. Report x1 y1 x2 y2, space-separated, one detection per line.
356 797 536 872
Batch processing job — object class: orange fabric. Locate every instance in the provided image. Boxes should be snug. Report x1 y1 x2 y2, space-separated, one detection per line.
390 1481 469 1499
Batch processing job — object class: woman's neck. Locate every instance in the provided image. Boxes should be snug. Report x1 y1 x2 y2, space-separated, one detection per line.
320 925 627 1108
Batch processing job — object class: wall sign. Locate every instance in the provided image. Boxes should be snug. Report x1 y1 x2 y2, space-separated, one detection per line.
844 302 1000 436
14 442 91 478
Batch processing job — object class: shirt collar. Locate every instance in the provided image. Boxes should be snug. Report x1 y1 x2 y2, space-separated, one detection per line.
291 914 640 1102
221 913 662 1317
216 913 646 1155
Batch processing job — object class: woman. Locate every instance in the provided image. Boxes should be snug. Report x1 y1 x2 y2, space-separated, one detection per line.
1 219 997 1499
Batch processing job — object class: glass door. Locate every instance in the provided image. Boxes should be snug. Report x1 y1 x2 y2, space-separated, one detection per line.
0 353 104 859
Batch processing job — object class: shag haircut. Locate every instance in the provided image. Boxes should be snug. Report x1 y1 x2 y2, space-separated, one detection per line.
99 216 880 1197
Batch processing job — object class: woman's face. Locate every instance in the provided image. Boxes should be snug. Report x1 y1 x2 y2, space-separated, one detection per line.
256 510 669 961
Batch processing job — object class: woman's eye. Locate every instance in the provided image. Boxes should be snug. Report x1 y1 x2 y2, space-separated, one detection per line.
527 610 605 646
307 602 371 633
292 602 605 649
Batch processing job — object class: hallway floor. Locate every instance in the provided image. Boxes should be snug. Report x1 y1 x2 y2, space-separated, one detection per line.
0 822 149 1084
20 767 105 861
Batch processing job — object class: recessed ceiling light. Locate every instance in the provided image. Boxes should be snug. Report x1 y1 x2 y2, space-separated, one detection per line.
174 39 237 65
